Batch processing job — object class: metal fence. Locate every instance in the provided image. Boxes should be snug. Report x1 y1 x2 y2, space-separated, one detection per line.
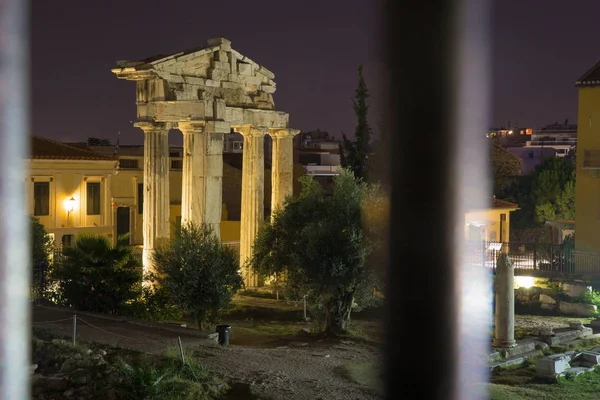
464 240 600 277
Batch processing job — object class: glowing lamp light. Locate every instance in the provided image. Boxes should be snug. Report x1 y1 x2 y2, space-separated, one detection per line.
65 196 76 215
514 276 535 289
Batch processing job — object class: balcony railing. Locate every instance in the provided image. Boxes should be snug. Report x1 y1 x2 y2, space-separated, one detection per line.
584 150 600 168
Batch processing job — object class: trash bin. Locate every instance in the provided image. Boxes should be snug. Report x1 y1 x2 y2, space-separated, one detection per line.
216 325 231 346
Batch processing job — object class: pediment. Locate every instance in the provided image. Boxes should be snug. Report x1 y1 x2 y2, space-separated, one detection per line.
113 38 277 110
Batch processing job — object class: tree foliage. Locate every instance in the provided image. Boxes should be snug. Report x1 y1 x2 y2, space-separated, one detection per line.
51 233 142 314
339 65 372 181
249 170 382 334
31 217 53 300
152 223 243 329
500 156 575 242
491 143 522 194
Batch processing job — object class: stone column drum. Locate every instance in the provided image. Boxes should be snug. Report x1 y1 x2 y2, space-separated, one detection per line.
493 253 516 348
179 121 226 237
134 122 171 278
269 128 299 218
238 125 266 287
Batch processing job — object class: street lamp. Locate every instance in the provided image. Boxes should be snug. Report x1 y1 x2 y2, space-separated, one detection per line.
65 196 76 217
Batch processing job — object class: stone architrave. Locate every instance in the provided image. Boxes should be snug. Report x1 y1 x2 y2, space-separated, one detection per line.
178 121 227 237
493 253 517 348
237 125 266 287
134 122 171 277
268 128 300 218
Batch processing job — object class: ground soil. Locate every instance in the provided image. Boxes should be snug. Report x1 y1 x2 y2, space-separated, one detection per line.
32 298 383 400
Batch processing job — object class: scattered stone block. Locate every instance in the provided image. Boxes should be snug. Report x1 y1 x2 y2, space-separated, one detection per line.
576 351 600 367
536 354 571 378
563 283 592 298
207 333 218 342
559 301 597 317
569 321 585 330
539 294 557 304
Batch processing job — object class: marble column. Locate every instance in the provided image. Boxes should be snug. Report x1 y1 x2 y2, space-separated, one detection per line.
268 128 300 219
238 125 266 287
493 253 516 348
134 122 171 279
178 121 227 237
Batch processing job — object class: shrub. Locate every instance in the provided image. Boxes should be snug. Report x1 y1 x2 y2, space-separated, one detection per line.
125 284 184 322
31 216 53 300
51 233 142 314
152 223 243 329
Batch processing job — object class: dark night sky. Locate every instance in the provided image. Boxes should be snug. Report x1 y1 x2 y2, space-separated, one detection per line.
31 1 600 145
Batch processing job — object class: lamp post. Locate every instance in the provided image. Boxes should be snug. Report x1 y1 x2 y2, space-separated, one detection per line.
66 197 76 223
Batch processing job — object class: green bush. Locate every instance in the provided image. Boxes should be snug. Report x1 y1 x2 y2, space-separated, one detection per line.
31 216 53 300
124 285 184 322
51 233 142 314
152 223 243 329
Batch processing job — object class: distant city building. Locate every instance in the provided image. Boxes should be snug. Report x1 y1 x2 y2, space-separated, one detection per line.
524 121 577 157
294 129 341 176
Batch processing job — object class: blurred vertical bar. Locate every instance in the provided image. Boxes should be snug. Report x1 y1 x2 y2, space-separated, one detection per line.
0 0 31 399
384 0 491 399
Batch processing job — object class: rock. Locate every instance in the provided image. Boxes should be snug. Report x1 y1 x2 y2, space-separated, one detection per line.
30 364 38 375
539 294 557 304
324 354 330 358
301 328 311 334
539 327 555 336
576 351 600 366
97 349 107 356
63 388 76 397
51 339 68 345
570 321 585 330
536 354 571 378
563 283 592 298
559 301 597 317
207 333 219 342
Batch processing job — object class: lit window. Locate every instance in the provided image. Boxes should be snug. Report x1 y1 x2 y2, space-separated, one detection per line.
87 182 101 215
34 182 50 216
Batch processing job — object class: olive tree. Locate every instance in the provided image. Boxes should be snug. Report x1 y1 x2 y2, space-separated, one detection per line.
249 170 382 334
152 223 243 329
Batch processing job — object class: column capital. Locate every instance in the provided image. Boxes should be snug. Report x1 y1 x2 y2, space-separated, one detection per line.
134 121 171 133
234 124 268 137
178 121 206 133
268 128 300 139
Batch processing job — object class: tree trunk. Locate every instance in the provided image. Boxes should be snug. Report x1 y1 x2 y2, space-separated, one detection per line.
325 292 354 335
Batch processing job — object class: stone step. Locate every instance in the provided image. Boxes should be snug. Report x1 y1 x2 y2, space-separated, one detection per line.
490 350 542 371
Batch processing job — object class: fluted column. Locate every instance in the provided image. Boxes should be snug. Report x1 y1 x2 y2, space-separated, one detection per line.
134 122 171 278
269 128 300 218
179 121 227 237
238 125 266 287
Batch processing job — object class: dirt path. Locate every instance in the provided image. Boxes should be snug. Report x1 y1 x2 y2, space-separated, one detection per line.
32 306 382 400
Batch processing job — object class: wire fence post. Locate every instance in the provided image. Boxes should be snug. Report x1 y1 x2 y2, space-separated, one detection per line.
178 336 185 365
303 294 307 320
73 315 77 346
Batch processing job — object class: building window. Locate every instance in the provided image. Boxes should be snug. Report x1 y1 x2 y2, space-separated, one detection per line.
137 183 143 214
119 159 139 169
87 182 101 215
61 234 74 247
170 159 183 169
34 182 50 216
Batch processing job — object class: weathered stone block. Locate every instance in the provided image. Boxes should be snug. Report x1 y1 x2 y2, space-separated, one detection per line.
257 65 275 79
564 283 592 298
559 301 597 317
210 68 230 81
211 60 230 70
237 75 263 86
536 354 571 378
577 351 600 366
205 79 220 88
261 85 276 94
238 62 253 76
222 81 242 89
570 321 585 330
540 294 557 304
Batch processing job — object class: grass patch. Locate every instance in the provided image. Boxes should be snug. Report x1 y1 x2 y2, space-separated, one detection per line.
335 362 383 395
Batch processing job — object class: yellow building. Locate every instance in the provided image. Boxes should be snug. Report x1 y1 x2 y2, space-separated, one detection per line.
28 136 242 246
575 63 600 252
464 197 518 242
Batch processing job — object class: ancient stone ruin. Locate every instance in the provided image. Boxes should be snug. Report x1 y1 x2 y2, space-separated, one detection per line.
112 38 299 286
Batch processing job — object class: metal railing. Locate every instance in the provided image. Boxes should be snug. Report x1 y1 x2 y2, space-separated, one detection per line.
465 241 600 277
